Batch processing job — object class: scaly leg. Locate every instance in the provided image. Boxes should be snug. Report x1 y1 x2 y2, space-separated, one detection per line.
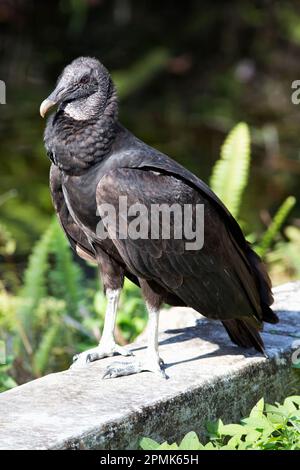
103 302 167 379
71 288 132 368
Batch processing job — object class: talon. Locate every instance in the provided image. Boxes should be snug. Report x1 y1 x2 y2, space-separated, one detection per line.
102 361 127 379
159 367 168 380
102 357 167 379
102 369 111 379
72 354 79 363
86 353 94 363
70 343 133 369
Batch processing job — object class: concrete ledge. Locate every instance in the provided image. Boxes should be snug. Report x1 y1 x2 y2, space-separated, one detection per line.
0 282 300 450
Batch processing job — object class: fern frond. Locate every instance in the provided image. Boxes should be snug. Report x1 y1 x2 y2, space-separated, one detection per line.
16 217 84 369
210 122 250 217
32 323 60 376
48 220 83 316
16 220 54 335
256 196 296 258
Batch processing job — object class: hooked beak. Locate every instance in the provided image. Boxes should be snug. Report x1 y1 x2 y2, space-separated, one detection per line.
39 98 56 118
39 86 66 118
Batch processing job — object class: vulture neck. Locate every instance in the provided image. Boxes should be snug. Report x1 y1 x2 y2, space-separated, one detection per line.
51 86 119 175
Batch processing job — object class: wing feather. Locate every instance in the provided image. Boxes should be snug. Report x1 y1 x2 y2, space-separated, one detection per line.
96 167 266 323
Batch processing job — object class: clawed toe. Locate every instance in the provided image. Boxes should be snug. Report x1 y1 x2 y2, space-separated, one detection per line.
70 350 97 368
72 354 79 364
102 360 137 379
102 357 168 379
70 343 133 369
157 365 168 379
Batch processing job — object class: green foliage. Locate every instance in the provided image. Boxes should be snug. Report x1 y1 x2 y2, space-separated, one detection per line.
278 5 300 45
0 357 17 393
0 223 16 256
210 122 250 218
113 49 170 100
118 280 147 341
210 123 296 264
266 225 300 281
17 219 54 331
256 196 297 258
47 219 83 313
140 396 300 450
0 194 19 289
13 217 85 376
0 217 146 386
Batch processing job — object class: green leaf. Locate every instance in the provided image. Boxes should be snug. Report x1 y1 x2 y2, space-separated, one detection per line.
206 418 223 437
283 397 297 413
32 323 60 375
245 429 261 443
204 442 216 450
219 423 246 436
286 396 300 406
0 375 17 390
210 122 250 217
140 437 160 450
250 398 265 417
256 196 296 257
265 405 286 424
223 435 242 449
179 432 201 450
242 416 274 436
158 442 179 450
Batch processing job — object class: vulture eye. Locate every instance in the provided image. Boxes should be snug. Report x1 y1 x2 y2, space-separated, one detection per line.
79 74 89 85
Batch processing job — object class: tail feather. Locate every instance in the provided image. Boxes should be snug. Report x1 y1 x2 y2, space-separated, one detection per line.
261 303 279 324
222 318 265 354
246 244 279 324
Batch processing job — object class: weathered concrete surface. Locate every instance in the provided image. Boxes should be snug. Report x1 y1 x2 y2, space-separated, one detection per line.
0 281 299 450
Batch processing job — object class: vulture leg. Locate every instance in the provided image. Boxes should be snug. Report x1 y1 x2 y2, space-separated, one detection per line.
71 260 133 368
71 288 133 368
103 282 167 379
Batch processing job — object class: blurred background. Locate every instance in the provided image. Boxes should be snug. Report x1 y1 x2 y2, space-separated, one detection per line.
0 0 300 387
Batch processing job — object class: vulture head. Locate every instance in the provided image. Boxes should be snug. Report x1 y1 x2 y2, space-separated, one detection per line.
40 57 116 120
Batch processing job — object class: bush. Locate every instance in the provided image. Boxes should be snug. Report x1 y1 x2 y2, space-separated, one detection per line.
140 396 300 450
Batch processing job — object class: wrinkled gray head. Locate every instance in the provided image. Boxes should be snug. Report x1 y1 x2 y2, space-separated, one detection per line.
40 57 116 120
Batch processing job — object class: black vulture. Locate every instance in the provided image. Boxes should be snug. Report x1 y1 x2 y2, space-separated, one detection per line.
40 57 278 378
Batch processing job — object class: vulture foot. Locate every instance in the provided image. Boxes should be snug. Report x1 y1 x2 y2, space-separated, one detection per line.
70 343 133 369
102 355 167 379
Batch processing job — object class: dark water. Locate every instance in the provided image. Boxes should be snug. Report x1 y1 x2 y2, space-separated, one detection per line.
1 0 300 259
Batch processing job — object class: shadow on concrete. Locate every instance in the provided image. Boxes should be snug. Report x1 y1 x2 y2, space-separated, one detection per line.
131 319 263 371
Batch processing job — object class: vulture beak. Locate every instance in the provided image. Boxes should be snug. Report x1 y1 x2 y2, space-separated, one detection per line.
39 86 66 118
40 98 56 118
